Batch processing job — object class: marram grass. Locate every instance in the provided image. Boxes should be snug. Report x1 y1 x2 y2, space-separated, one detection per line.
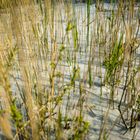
0 0 140 140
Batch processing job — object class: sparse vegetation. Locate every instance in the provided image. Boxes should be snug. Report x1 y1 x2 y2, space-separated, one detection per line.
0 0 140 140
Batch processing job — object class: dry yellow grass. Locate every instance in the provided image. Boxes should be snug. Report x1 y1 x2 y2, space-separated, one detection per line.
0 0 140 139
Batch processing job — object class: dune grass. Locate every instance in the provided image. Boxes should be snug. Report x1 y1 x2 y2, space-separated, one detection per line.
0 0 140 140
